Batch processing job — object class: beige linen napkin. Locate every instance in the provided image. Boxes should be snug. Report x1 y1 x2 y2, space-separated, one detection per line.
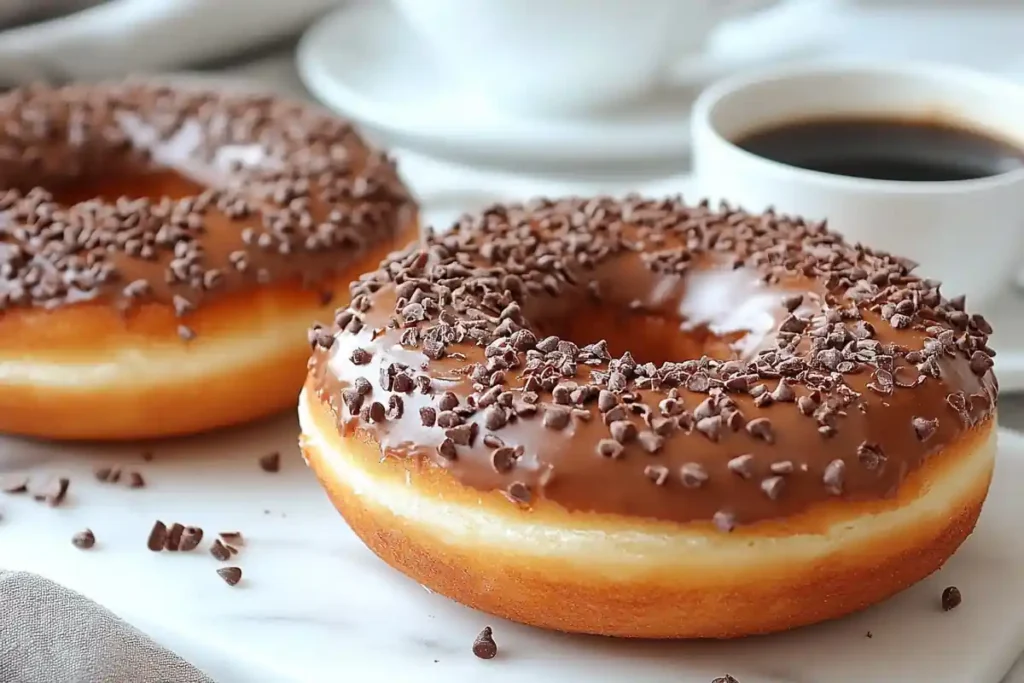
0 570 213 683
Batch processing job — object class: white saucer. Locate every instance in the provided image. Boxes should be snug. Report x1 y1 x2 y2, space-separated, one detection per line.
296 2 819 171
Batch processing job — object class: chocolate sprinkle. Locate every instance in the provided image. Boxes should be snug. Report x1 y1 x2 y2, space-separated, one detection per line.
941 586 961 611
217 567 242 586
210 539 231 561
71 529 95 550
258 452 281 473
472 626 498 660
147 521 167 551
823 459 846 495
180 526 204 551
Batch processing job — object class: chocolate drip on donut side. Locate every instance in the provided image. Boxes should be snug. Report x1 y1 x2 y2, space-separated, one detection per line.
308 196 997 528
0 82 414 319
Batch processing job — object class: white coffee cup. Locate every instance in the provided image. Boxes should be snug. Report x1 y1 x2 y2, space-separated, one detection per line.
390 0 777 116
691 62 1024 309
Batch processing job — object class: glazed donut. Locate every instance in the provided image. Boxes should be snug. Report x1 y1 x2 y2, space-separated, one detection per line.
299 196 998 638
0 82 416 441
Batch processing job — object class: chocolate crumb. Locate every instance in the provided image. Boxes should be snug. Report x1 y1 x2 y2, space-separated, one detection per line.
637 431 664 454
679 462 708 488
713 511 736 533
217 567 242 586
542 405 571 430
505 481 531 505
71 529 95 550
180 526 204 551
727 454 754 479
644 464 669 485
761 476 785 500
165 523 185 551
745 417 774 443
210 539 231 561
912 417 939 442
419 407 437 427
823 459 846 495
711 676 740 683
350 348 372 365
609 419 638 444
219 531 244 545
127 471 145 488
177 325 196 342
490 447 517 473
147 521 168 551
472 626 497 660
596 439 624 459
258 452 281 473
941 586 961 611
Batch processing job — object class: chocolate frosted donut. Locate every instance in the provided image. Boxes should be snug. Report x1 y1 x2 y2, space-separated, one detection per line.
299 196 997 638
0 82 416 440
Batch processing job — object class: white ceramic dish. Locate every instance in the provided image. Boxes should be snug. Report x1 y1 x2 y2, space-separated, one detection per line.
0 415 1022 682
0 0 340 84
295 1 817 170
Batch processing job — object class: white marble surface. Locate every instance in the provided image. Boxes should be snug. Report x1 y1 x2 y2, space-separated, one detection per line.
2 417 1024 683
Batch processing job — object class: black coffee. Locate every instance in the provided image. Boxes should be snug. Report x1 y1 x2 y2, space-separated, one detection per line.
734 117 1024 182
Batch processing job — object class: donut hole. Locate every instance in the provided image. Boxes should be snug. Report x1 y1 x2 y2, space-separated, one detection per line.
534 301 749 366
28 168 205 206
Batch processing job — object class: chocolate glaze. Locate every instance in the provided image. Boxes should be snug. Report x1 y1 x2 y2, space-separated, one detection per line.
0 82 414 317
308 197 997 527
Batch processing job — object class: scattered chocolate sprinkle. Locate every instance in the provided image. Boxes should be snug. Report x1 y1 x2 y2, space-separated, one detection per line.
127 471 145 488
147 521 168 551
258 452 281 473
745 417 774 443
713 511 736 533
165 523 185 551
217 567 242 586
472 626 498 660
912 417 939 442
941 586 961 611
437 438 458 461
490 447 517 473
680 462 708 488
727 454 754 479
543 405 571 430
823 459 846 495
219 531 244 545
782 294 803 312
505 481 531 504
419 407 437 427
770 460 794 475
637 431 664 454
180 527 204 552
644 464 669 485
695 415 722 442
596 439 624 459
210 539 231 561
609 419 638 443
761 476 785 500
857 442 886 471
71 529 95 550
